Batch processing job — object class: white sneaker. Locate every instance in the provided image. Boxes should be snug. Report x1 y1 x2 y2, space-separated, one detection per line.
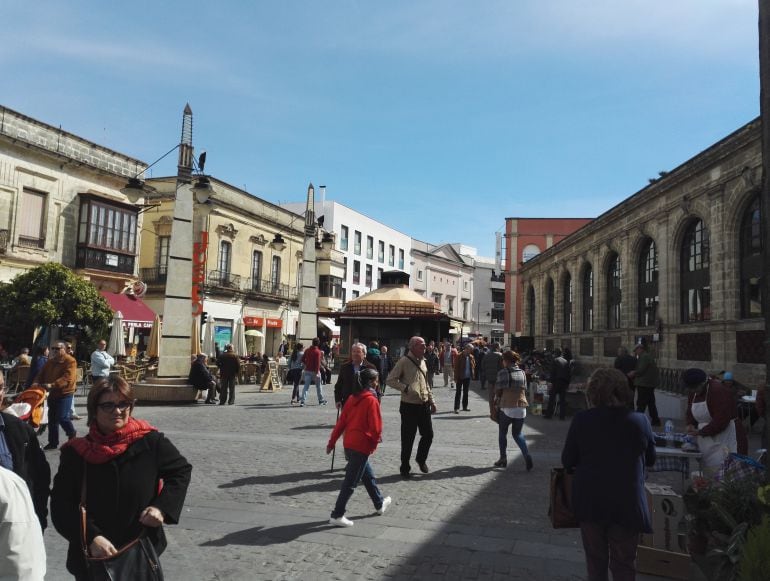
377 496 392 515
329 516 354 527
71 414 82 421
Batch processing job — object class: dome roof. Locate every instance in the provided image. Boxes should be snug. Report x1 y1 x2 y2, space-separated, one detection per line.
344 274 442 317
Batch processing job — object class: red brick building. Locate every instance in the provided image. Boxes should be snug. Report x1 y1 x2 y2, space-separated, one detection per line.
504 218 592 340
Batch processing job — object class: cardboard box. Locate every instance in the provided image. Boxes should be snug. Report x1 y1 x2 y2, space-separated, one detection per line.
644 483 687 552
636 545 691 580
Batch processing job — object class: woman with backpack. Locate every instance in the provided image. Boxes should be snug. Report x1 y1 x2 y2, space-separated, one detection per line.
492 350 533 471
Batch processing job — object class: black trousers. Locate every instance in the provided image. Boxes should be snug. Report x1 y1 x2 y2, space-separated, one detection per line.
399 401 433 474
636 386 660 425
454 378 471 411
220 377 236 404
545 380 568 419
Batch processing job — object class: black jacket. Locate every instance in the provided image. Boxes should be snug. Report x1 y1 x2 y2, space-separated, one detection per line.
334 360 377 406
51 430 192 577
188 360 215 389
0 411 50 528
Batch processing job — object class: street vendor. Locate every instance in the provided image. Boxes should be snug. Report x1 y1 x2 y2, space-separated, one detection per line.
683 368 747 477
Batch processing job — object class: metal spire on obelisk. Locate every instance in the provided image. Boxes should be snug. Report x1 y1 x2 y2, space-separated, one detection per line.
296 183 318 346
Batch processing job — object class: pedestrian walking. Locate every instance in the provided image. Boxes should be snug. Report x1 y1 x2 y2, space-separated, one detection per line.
327 368 391 527
492 350 533 471
386 336 437 479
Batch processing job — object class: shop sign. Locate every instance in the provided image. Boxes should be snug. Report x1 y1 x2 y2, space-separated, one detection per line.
192 232 208 316
244 316 264 327
266 318 282 328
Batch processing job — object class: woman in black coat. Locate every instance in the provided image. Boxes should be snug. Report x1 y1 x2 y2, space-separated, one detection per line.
51 377 192 580
561 367 656 581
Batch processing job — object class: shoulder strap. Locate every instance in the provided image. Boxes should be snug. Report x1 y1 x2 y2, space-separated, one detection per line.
405 355 427 380
80 461 89 559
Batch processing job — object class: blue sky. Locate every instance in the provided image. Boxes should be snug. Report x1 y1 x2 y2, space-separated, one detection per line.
1 1 760 257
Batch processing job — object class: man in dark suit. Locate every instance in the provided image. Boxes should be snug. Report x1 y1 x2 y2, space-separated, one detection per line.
379 345 394 390
0 375 51 529
334 342 377 409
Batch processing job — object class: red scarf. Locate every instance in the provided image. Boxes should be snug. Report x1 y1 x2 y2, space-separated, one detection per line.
65 417 157 464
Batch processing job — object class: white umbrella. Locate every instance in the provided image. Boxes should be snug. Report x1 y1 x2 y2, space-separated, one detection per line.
108 311 126 357
202 318 216 358
233 318 247 356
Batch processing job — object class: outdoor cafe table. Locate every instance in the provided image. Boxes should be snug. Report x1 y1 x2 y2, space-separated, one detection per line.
649 434 704 492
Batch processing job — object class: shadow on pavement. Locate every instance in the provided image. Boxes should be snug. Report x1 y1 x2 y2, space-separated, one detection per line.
290 424 334 430
219 469 332 488
200 521 331 546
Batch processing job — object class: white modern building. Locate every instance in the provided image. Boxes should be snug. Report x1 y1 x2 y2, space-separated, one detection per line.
282 199 412 306
464 252 506 345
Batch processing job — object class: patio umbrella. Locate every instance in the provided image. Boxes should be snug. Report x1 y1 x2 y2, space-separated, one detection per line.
147 314 161 358
191 316 201 356
107 311 126 357
233 318 247 356
202 318 216 358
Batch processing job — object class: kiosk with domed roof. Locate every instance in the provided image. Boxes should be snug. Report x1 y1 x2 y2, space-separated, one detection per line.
332 270 455 354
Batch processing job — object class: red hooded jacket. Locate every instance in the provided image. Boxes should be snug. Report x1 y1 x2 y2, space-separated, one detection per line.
327 389 382 455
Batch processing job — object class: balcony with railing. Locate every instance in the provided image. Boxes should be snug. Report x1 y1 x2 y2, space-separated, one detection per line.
76 247 135 275
208 269 242 290
18 235 46 249
140 267 168 285
245 277 298 302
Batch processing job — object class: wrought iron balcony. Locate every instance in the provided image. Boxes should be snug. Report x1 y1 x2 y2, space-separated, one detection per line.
490 272 505 282
18 235 45 249
245 277 298 302
76 246 135 275
207 270 242 290
140 267 168 285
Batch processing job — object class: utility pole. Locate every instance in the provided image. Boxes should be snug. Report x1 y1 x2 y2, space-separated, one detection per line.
758 0 770 472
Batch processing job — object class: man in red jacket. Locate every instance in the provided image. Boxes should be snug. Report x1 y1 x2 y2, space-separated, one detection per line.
326 368 390 527
300 338 327 406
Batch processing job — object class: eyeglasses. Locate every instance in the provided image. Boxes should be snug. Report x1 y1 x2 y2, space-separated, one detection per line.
96 401 133 413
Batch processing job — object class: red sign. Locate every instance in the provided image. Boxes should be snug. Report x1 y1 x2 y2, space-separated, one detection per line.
191 232 208 316
266 318 282 328
244 316 264 327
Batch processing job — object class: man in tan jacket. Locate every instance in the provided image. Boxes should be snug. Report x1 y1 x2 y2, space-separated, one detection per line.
32 341 78 450
386 336 437 479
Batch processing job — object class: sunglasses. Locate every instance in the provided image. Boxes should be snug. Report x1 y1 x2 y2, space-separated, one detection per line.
96 401 133 413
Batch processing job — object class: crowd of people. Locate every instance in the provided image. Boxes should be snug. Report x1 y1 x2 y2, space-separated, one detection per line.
0 331 766 580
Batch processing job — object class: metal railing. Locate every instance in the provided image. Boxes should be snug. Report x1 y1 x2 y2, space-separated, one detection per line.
17 235 45 249
140 267 168 284
207 270 242 289
244 277 298 302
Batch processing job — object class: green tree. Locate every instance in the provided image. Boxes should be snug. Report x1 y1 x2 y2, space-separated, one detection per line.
0 262 113 351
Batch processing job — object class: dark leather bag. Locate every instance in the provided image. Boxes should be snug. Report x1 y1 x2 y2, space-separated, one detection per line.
80 465 164 580
548 467 578 528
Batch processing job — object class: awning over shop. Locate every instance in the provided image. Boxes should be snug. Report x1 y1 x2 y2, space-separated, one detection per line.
99 291 156 329
318 317 340 336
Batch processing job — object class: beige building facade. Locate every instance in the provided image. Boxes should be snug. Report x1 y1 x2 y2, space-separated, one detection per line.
139 176 343 356
519 118 765 387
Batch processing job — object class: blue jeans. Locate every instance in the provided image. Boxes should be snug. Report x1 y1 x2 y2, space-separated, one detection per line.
497 410 529 460
331 449 384 518
48 394 76 447
301 371 324 403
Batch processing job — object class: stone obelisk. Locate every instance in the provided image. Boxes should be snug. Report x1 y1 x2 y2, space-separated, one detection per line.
296 183 318 346
157 104 196 378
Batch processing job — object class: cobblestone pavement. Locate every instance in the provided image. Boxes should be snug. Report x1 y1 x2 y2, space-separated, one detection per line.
41 379 707 580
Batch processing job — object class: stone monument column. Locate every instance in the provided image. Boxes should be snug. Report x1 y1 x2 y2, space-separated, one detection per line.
296 183 318 346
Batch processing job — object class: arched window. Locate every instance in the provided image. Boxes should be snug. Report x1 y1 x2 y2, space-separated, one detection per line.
740 195 763 318
606 253 622 329
522 244 541 262
563 273 572 333
638 239 658 326
251 250 263 291
545 278 555 335
527 285 536 336
582 265 593 331
681 219 711 322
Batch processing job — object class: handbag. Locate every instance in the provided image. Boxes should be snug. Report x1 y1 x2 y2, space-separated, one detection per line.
80 465 164 581
548 467 578 528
